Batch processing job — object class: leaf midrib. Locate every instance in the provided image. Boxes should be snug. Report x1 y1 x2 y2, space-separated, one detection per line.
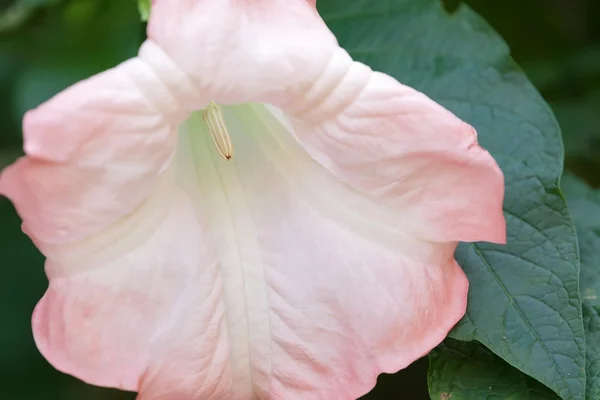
470 242 578 400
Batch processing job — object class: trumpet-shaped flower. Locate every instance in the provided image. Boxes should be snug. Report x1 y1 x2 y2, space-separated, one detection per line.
0 0 506 399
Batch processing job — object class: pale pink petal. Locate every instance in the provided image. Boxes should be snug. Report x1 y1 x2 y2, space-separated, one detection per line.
290 72 506 244
147 0 339 108
33 181 232 398
0 53 195 246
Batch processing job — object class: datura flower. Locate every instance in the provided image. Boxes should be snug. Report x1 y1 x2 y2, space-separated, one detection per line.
0 0 506 399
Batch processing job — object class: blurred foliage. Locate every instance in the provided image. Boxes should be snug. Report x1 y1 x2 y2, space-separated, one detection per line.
0 0 598 399
467 0 600 187
137 0 150 22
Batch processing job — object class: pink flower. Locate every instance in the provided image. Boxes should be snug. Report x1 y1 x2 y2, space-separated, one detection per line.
0 1 505 398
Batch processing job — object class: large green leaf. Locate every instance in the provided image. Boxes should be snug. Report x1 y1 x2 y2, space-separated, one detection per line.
428 339 561 400
562 176 600 310
427 173 600 400
318 0 585 398
563 174 600 399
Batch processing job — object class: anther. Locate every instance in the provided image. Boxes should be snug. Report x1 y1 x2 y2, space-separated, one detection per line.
203 101 234 160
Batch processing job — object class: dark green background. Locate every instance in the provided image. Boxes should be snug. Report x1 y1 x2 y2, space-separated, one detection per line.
0 0 598 398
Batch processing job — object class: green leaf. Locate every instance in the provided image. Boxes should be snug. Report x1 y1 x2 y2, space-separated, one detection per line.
428 339 561 400
562 176 600 308
428 174 600 400
137 0 151 21
563 173 600 399
318 0 585 398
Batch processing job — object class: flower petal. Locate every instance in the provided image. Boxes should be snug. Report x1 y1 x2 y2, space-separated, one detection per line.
0 51 196 246
146 0 341 108
291 72 506 244
33 178 232 398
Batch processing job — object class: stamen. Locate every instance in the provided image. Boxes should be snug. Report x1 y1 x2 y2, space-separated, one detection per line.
203 101 234 160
